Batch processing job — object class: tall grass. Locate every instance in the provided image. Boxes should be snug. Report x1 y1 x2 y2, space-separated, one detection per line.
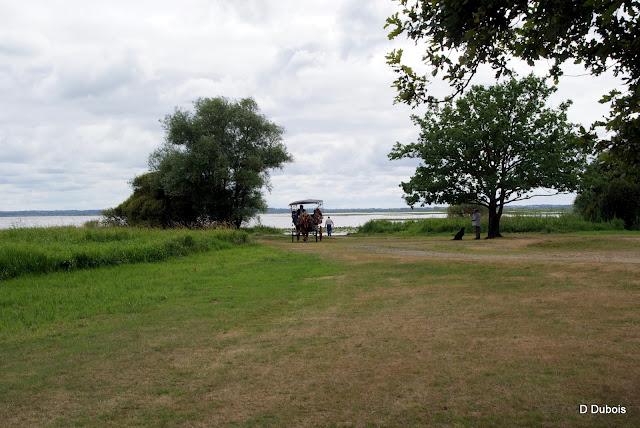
358 214 625 235
245 225 285 235
0 227 248 280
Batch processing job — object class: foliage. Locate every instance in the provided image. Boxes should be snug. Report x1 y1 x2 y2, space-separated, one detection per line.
245 225 284 235
385 0 639 165
447 204 488 218
104 172 168 227
111 97 291 228
575 152 640 229
358 214 624 235
389 75 587 237
0 227 248 280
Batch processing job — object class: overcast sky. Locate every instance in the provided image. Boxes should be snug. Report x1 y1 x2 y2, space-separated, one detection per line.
0 1 625 210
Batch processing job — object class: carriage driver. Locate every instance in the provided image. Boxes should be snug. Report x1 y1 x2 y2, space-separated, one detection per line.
292 204 305 225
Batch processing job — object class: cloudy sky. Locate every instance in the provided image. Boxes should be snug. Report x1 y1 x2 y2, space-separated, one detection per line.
0 1 624 210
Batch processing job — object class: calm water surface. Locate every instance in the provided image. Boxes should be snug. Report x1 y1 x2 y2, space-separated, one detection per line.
247 212 447 228
0 212 447 230
0 216 102 229
0 211 560 230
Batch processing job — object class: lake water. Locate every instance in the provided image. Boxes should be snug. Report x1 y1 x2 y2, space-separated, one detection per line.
0 210 562 230
0 216 102 229
0 212 447 230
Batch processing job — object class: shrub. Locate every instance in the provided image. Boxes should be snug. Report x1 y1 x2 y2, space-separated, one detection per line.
358 214 623 235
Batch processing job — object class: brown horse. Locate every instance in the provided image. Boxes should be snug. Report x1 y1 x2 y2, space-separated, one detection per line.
296 209 323 242
296 213 313 241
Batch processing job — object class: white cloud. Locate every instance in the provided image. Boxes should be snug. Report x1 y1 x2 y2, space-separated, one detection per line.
0 0 625 210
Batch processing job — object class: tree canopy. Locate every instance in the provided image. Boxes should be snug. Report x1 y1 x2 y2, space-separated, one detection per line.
574 152 640 229
385 0 639 161
389 75 587 237
108 97 291 228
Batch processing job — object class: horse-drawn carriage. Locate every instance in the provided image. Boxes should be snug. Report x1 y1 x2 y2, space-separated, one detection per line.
289 199 323 242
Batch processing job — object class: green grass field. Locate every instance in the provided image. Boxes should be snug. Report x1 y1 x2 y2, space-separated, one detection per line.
1 227 639 426
0 227 248 280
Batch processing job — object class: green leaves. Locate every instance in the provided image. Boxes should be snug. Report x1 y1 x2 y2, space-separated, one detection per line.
385 0 639 164
384 13 404 40
111 97 291 228
391 75 586 210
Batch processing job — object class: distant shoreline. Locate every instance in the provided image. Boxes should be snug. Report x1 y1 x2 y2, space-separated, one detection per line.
0 205 572 217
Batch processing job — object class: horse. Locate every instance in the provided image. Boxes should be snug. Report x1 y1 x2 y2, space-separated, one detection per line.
295 208 323 242
296 212 313 242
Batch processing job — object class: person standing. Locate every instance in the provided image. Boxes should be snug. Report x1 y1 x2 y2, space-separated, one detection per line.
471 208 481 239
325 216 334 237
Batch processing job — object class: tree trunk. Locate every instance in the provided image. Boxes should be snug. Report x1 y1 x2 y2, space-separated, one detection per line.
487 201 503 239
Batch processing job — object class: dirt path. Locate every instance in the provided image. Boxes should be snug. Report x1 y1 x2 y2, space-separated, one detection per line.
264 234 640 265
352 244 640 264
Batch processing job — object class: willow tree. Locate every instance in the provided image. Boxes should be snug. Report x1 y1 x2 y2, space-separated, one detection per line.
110 97 291 227
389 76 587 238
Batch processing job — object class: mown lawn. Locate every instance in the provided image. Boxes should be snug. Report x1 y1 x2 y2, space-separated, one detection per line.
1 231 639 426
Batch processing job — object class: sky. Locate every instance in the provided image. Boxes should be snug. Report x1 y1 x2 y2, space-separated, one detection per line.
0 0 625 210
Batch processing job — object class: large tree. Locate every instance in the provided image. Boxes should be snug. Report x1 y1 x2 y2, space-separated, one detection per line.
385 0 639 163
110 97 291 228
389 76 587 238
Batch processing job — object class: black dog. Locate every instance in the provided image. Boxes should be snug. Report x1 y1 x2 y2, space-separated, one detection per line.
452 227 465 240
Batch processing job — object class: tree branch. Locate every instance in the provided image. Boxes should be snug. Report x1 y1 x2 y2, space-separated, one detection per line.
505 191 569 204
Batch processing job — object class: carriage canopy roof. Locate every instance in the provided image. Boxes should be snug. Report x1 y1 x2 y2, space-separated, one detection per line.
288 199 323 207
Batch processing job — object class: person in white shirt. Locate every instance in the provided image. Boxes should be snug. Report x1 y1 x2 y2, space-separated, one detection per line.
471 209 481 240
325 216 334 237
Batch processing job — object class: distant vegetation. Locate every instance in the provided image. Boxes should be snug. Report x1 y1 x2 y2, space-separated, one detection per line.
447 204 488 218
0 227 248 280
358 214 624 235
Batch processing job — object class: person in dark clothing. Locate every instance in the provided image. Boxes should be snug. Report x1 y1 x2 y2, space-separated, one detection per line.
292 204 305 226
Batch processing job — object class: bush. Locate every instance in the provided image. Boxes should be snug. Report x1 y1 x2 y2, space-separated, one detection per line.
358 214 624 235
245 225 284 235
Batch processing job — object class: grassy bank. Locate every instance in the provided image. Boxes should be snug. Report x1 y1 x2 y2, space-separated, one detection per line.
358 214 624 235
0 227 248 280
